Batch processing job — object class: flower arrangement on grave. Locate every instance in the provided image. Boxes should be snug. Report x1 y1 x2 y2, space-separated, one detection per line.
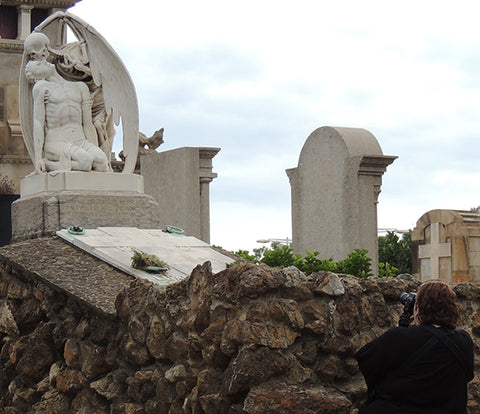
130 249 169 273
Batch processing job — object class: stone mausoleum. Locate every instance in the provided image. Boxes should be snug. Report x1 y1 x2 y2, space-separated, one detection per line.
412 209 480 283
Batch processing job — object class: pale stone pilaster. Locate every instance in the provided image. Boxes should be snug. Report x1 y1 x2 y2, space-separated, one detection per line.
17 5 33 41
199 148 220 243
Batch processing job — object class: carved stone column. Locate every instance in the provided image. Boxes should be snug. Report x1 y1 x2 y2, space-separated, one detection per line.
199 148 219 243
17 5 33 41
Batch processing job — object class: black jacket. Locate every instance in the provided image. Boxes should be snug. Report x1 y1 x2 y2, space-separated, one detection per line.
356 324 474 413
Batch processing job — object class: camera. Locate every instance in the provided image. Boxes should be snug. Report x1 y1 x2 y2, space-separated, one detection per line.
399 292 416 314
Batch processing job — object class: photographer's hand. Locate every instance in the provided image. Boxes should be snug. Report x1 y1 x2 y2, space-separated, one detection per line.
399 310 413 327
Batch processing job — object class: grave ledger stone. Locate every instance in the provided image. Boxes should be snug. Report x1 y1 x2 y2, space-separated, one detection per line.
287 126 396 276
412 209 480 283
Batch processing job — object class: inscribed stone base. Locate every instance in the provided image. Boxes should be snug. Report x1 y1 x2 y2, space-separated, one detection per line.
11 191 160 242
20 171 144 197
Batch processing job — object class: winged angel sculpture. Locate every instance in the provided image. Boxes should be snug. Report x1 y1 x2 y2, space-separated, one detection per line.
19 11 139 174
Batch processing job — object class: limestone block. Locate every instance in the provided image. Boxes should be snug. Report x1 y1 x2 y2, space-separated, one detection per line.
11 191 160 241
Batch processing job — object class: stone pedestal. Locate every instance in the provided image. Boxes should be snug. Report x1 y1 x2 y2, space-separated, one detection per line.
287 126 396 276
12 171 160 241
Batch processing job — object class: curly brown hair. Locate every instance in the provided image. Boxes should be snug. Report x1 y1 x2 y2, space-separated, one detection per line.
415 280 460 329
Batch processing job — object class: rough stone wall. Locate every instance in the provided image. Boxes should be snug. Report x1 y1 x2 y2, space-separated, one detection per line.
0 259 480 413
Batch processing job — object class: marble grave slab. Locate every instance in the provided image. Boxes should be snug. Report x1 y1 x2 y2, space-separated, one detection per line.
57 227 235 286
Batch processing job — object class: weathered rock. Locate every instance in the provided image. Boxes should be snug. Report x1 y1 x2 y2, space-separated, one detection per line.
31 390 69 414
125 334 151 366
472 310 480 335
111 402 145 414
164 332 189 361
222 345 291 395
198 393 230 413
313 272 346 296
9 377 39 412
128 316 147 344
0 299 19 336
165 364 188 383
16 324 57 386
126 374 156 403
70 388 109 414
195 368 222 394
79 341 109 380
90 369 128 401
74 319 90 339
243 384 352 414
64 339 80 368
275 266 314 300
7 278 30 300
155 377 177 404
55 368 87 393
146 315 166 359
222 320 298 351
145 399 169 414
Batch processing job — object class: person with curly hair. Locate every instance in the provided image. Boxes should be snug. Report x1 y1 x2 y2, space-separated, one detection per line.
356 280 474 413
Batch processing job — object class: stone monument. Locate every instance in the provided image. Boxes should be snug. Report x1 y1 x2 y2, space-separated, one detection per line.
12 11 160 241
286 126 396 276
412 209 480 283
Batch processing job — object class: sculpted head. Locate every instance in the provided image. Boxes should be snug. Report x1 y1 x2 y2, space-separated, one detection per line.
24 32 50 61
25 60 55 83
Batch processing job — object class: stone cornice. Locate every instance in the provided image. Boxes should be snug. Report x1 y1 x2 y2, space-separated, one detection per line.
358 155 397 176
0 154 32 164
0 39 23 54
0 0 80 7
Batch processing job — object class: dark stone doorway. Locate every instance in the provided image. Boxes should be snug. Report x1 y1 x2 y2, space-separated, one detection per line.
0 194 19 246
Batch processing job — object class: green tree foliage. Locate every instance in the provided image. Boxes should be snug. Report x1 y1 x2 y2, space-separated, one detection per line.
261 245 296 267
335 248 372 278
378 230 412 274
236 231 415 278
378 262 399 278
294 251 336 274
235 245 373 278
235 250 257 262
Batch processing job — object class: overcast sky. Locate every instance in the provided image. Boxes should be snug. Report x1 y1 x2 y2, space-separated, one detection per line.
71 0 480 252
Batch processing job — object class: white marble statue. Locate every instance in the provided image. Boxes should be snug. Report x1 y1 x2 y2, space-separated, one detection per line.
25 58 109 173
19 12 139 174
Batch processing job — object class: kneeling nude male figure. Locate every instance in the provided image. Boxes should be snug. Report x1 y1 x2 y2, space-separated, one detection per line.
25 59 109 173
